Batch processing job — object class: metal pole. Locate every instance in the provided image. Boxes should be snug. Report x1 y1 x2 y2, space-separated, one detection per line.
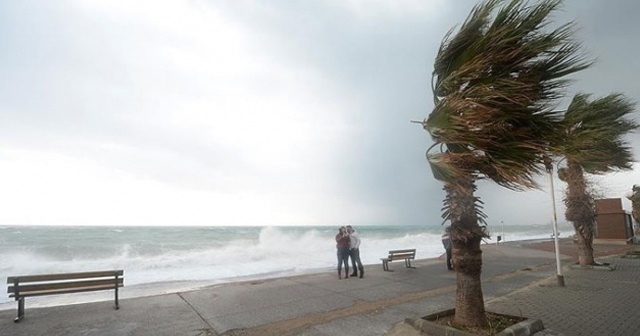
546 162 565 287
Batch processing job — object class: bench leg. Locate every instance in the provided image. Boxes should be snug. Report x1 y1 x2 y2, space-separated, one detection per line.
14 297 24 323
114 276 120 310
382 259 389 271
115 288 120 310
404 259 416 269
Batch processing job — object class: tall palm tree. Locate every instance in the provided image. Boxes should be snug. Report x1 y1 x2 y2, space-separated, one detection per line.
628 185 640 228
555 94 638 266
420 0 589 327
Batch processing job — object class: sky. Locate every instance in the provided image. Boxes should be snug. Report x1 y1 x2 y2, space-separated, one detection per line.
0 0 639 227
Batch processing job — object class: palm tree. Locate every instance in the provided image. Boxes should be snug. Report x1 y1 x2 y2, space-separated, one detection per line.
419 0 589 327
555 94 638 266
628 185 640 228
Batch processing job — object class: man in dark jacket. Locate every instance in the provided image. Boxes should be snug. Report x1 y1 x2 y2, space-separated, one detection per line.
441 226 453 270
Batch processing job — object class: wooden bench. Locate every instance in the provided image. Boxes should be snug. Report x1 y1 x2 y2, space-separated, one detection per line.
381 249 417 271
7 270 124 322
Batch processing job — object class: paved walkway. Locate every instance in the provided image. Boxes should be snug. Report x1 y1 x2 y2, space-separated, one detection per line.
486 250 640 336
1 239 638 336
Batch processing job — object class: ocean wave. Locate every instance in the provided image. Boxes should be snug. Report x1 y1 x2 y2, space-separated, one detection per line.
0 224 571 306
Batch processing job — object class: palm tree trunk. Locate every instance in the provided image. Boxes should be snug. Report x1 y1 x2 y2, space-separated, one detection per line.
454 235 485 326
629 186 640 235
573 229 594 265
444 178 487 328
564 159 595 266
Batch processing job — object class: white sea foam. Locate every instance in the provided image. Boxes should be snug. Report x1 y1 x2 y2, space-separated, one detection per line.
0 224 572 308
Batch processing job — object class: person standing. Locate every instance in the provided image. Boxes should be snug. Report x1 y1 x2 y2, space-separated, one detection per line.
441 226 453 270
335 226 350 279
346 225 364 278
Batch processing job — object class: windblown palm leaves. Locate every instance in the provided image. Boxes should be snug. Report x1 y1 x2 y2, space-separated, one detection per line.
558 94 638 173
426 0 590 195
419 0 590 328
556 94 638 265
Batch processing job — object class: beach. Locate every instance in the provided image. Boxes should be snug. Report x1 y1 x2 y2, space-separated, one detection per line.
2 238 639 335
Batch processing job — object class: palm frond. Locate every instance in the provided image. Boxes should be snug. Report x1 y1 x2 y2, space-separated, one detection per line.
441 180 489 230
433 0 501 99
426 0 590 191
558 93 639 173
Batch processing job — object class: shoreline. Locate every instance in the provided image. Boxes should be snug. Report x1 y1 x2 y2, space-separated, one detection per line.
2 238 638 336
2 237 633 312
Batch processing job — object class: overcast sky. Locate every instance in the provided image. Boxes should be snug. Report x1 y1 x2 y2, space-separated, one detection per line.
1 0 638 227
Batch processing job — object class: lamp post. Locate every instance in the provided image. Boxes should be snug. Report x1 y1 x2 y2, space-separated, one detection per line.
544 157 565 287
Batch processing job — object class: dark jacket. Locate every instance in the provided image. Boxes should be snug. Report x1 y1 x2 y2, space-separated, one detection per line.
335 233 350 249
441 233 451 250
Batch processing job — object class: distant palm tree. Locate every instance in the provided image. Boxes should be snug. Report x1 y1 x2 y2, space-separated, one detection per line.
419 0 589 327
628 185 640 228
555 94 638 266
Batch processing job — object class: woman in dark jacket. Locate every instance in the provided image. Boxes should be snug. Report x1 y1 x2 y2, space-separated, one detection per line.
335 226 351 279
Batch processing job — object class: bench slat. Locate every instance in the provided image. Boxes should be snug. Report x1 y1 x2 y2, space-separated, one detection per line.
7 270 123 284
388 249 416 254
9 284 124 298
388 254 415 260
8 278 124 295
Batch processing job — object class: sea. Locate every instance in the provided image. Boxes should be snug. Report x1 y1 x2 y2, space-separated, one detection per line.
0 223 572 310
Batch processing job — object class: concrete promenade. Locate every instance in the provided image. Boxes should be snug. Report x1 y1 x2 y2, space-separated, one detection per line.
1 239 638 336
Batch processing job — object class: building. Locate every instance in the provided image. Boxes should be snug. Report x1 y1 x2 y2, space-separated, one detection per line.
594 198 634 243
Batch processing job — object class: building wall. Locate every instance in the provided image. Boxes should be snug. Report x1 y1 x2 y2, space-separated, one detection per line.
596 213 629 239
595 198 633 241
596 198 623 214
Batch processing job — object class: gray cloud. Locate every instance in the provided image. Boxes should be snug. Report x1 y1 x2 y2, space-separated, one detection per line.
0 0 638 226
